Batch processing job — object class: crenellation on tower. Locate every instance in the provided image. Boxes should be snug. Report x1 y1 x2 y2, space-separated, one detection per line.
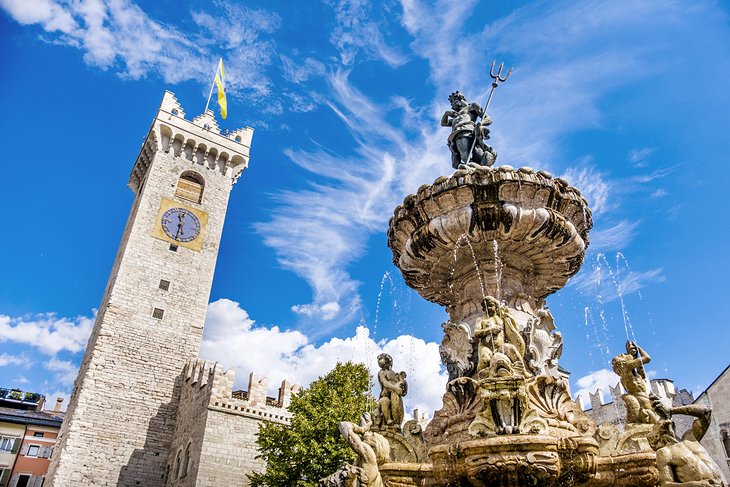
129 91 253 193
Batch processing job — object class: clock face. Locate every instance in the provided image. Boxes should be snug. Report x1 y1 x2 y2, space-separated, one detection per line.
161 208 201 243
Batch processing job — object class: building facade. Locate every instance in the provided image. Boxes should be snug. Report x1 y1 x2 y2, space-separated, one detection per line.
46 92 297 486
0 405 64 487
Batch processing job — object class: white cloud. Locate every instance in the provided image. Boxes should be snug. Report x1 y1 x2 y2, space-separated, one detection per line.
573 368 620 408
45 357 79 386
0 353 32 368
0 312 94 355
0 0 281 97
651 189 668 198
0 0 77 33
200 299 447 415
291 301 341 321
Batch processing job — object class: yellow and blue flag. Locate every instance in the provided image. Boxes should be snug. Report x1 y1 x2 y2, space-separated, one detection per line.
214 58 227 119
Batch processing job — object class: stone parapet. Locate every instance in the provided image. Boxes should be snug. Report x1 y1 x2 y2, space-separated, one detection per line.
167 360 298 486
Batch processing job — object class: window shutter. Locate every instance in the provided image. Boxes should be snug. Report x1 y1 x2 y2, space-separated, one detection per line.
10 439 20 454
31 476 43 487
0 469 10 487
38 446 50 458
7 474 18 487
19 444 29 456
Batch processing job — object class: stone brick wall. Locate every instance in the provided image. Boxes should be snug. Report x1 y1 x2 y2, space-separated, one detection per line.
167 360 297 487
47 92 251 487
694 366 730 483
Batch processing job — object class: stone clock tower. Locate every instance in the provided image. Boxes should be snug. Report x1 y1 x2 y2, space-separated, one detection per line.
46 92 253 486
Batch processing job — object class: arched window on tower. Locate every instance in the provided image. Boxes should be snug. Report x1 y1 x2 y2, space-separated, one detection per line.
174 450 182 479
183 442 191 477
721 428 730 458
175 171 204 203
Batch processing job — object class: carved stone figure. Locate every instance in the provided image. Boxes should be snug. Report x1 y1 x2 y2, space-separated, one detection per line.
523 307 563 378
374 353 407 429
473 296 526 379
648 397 727 486
319 413 390 487
439 321 474 381
612 341 659 424
441 91 496 169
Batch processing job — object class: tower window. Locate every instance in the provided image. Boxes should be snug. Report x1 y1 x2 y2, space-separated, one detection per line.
159 280 170 291
175 171 204 203
169 244 178 252
152 308 164 319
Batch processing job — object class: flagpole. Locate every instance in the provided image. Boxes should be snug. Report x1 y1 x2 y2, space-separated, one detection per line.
204 57 220 113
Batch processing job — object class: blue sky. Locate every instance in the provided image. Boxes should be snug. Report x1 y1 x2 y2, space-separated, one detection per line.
1 0 729 416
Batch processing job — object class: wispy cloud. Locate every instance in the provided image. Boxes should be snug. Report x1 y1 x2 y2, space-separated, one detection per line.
589 220 639 251
325 0 408 67
570 257 665 302
628 147 655 168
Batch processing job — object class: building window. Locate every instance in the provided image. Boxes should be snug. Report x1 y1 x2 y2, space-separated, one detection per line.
16 474 31 487
159 280 170 291
175 171 204 203
33 432 43 437
721 428 730 458
0 437 13 451
169 244 178 252
152 308 164 319
27 445 40 456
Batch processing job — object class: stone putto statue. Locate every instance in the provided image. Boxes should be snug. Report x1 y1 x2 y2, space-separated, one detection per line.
612 341 659 424
374 353 407 429
441 91 497 170
648 397 727 486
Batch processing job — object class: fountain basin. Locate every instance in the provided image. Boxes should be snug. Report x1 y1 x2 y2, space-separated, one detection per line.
387 166 592 323
428 434 598 487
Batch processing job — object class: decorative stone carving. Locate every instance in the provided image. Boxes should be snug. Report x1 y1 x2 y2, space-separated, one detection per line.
612 341 659 425
648 397 727 486
320 413 390 487
374 353 407 431
523 307 563 378
440 321 474 381
527 375 596 437
473 297 526 380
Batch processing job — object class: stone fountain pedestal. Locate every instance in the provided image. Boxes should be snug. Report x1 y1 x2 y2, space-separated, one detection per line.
380 166 660 486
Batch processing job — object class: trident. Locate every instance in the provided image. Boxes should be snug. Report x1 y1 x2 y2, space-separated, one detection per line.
466 60 512 164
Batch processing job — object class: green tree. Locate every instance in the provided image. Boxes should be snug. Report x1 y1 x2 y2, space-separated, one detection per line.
248 361 375 487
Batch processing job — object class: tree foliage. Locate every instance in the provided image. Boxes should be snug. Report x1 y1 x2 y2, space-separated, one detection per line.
248 362 375 487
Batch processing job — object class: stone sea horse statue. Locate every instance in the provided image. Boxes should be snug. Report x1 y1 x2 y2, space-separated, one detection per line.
318 412 391 487
648 395 727 486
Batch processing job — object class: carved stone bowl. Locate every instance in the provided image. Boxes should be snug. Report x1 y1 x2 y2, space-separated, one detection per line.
387 166 592 324
428 434 598 487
